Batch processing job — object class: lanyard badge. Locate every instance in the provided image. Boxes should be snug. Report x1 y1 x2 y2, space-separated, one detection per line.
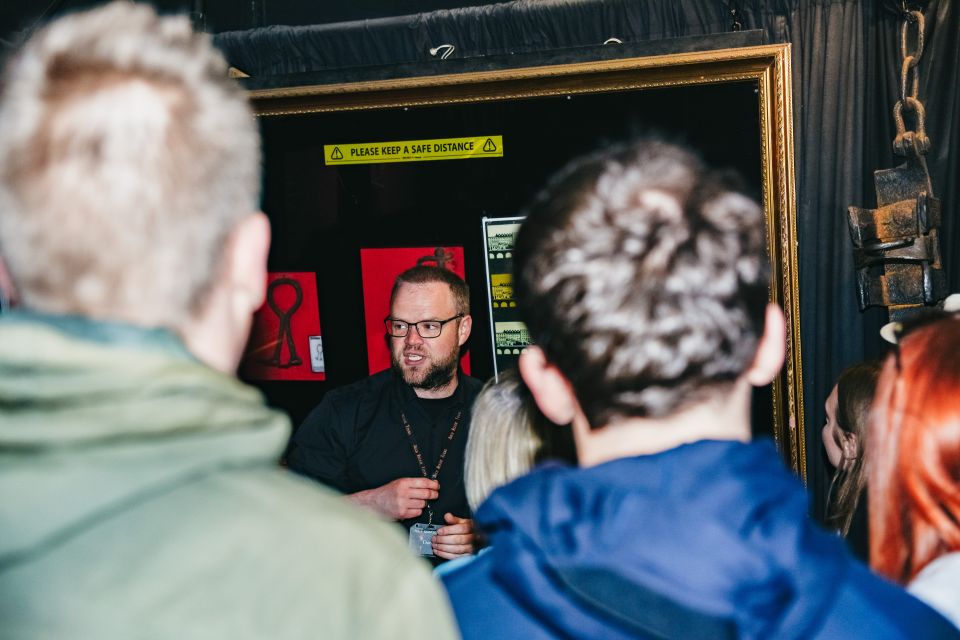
401 409 462 556
409 522 442 557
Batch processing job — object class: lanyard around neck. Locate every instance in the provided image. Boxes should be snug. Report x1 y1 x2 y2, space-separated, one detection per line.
399 409 462 481
400 408 462 526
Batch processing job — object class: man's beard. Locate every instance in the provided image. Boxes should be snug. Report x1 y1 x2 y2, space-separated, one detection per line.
392 348 459 392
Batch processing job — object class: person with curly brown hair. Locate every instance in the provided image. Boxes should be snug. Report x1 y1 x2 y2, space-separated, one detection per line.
442 138 958 639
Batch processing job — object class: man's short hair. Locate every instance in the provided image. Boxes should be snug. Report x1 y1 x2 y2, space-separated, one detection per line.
0 2 260 330
514 139 769 428
390 266 470 315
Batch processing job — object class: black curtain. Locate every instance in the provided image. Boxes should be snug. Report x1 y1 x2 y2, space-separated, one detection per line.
215 0 960 521
217 0 743 76
791 0 959 519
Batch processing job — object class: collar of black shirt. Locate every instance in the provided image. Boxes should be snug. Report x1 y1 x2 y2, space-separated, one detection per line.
394 369 467 424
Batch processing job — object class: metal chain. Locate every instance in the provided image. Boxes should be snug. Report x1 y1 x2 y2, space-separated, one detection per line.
893 9 930 156
719 1 743 32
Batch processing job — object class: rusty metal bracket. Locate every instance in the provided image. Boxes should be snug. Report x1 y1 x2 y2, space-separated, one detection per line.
847 7 945 322
848 159 946 321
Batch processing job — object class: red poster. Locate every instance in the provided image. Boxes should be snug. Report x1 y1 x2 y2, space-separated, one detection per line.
241 272 325 381
360 247 470 376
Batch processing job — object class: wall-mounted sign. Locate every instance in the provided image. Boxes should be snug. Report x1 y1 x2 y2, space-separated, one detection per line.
324 135 503 165
241 271 325 381
360 246 470 376
482 217 530 377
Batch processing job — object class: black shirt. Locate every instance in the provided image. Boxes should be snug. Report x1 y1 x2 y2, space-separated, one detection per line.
288 369 483 531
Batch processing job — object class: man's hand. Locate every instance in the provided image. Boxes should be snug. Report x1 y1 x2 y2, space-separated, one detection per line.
432 513 475 560
347 478 439 520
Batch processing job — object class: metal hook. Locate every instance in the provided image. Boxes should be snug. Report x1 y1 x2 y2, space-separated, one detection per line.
429 44 455 60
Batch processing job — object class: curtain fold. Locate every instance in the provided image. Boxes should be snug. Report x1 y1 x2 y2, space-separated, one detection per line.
216 0 744 76
788 0 874 521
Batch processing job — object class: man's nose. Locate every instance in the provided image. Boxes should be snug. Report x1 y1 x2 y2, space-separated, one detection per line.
404 327 424 346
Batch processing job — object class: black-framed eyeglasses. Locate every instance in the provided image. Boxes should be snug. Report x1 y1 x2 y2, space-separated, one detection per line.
384 314 463 339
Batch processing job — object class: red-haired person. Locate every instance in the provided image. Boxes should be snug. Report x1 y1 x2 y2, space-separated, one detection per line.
869 312 960 628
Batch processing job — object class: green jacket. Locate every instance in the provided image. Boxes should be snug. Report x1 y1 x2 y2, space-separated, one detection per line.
0 314 459 639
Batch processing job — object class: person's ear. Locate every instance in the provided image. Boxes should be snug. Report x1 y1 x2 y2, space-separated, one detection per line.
519 346 578 425
180 212 270 374
745 304 786 387
225 212 270 318
841 432 859 461
457 313 472 347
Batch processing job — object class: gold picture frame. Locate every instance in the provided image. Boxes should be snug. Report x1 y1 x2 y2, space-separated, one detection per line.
249 43 805 478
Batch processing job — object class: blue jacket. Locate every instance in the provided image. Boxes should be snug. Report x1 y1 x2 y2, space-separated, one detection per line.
443 439 959 639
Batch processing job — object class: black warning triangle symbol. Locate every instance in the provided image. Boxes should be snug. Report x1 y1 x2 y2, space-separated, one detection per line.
482 138 497 152
331 147 344 160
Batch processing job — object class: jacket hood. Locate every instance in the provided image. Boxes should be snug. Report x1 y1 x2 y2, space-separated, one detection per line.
0 316 290 569
475 439 848 640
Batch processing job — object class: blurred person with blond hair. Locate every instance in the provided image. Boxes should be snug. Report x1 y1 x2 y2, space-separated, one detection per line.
437 368 575 577
0 4 457 638
463 368 575 512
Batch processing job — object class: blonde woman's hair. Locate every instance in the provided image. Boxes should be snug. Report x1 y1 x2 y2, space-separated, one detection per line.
465 369 576 511
0 2 260 330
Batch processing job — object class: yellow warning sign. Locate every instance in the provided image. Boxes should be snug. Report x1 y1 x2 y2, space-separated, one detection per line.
324 136 503 165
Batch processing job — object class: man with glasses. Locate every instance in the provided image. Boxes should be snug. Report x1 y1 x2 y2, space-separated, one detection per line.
289 266 482 561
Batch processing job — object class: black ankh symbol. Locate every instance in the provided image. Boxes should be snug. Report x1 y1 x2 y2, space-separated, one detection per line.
266 278 303 368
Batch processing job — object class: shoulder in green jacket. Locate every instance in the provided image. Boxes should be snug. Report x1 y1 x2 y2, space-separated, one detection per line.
0 316 459 639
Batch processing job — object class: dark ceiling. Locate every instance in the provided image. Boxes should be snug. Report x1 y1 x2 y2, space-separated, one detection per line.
0 0 503 56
